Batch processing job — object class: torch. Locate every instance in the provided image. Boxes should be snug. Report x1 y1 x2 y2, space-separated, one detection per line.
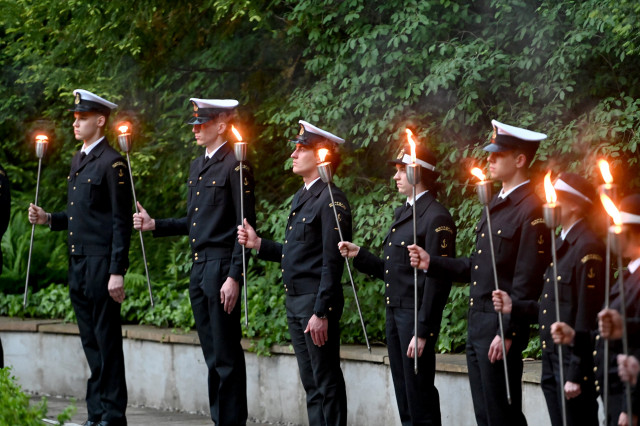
542 171 567 426
23 134 49 307
601 193 632 423
316 148 371 352
231 125 249 327
117 122 155 307
598 159 617 417
470 167 512 405
405 129 421 374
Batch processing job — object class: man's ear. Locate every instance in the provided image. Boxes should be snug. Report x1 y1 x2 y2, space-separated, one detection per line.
217 121 227 136
96 114 106 128
514 152 528 169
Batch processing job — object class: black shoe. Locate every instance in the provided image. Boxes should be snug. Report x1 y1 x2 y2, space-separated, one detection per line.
98 419 127 426
83 422 99 426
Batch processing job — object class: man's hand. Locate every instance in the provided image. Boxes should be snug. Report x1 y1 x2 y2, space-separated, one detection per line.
28 203 47 225
618 354 640 385
551 322 575 345
492 289 513 314
220 277 239 314
237 219 260 250
407 244 430 269
133 201 155 231
564 381 581 399
618 411 639 426
407 336 426 359
304 315 329 346
488 335 512 363
599 308 624 340
338 241 360 258
108 274 125 303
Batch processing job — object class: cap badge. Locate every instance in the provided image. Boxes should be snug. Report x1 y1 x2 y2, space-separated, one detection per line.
299 125 305 136
491 128 497 143
75 93 81 104
192 101 198 112
397 148 404 160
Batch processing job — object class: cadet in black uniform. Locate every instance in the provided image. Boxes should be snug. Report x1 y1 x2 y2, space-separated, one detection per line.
134 98 255 426
409 120 550 426
493 172 605 426
338 143 455 426
237 120 350 426
29 89 132 426
554 194 640 426
0 163 9 368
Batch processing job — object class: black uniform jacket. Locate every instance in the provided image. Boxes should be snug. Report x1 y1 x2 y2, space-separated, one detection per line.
154 142 256 283
353 191 456 338
258 179 351 315
50 139 132 275
595 267 640 396
428 182 550 338
537 220 605 383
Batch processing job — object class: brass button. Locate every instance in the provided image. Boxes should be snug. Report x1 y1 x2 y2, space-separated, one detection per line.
70 216 73 220
392 228 396 232
473 281 477 286
192 239 195 242
547 278 550 282
212 181 216 184
302 218 306 222
75 172 79 176
593 350 597 356
596 335 600 340
595 380 599 385
69 232 73 236
289 226 292 230
541 325 545 330
292 212 296 216
71 249 75 253
73 186 76 190
195 207 199 212
189 180 193 184
593 366 598 372
497 230 501 234
197 191 200 196
281 254 285 258
481 233 485 237
198 176 202 180
430 333 434 337
387 300 390 305
478 249 482 254
193 222 196 226
71 244 75 248
474 265 478 270
544 293 548 298
329 307 332 311
557 276 562 281
281 269 284 272
596 386 600 392
543 309 547 314
87 178 91 182
195 253 198 256
401 241 405 246
388 242 392 246
195 257 198 261
285 240 288 244
386 256 390 260
71 202 74 206
585 376 589 381
386 283 389 287
550 262 554 267
385 270 389 274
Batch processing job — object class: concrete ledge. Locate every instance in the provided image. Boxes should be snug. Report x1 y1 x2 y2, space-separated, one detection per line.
0 316 550 425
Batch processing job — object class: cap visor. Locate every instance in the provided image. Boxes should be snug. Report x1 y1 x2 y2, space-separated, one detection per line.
483 143 510 153
187 116 211 125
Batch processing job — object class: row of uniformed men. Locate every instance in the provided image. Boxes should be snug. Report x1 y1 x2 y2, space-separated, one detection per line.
25 88 640 426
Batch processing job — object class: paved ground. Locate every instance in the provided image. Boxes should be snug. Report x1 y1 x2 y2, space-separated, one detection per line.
33 395 284 426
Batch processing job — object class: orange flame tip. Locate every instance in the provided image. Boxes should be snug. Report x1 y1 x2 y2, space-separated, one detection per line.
231 125 243 142
34 134 49 143
470 167 486 182
600 193 622 226
598 159 613 184
318 148 329 163
543 171 557 204
405 129 416 164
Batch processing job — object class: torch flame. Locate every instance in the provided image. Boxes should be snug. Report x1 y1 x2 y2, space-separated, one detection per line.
598 159 613 184
318 148 329 163
405 129 417 164
600 193 622 226
118 125 129 134
543 171 557 204
470 167 486 182
35 134 49 143
231 125 243 142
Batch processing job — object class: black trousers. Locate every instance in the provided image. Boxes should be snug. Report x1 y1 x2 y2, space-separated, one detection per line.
286 293 347 426
189 259 247 426
541 351 598 426
386 307 441 426
466 309 528 426
69 255 127 424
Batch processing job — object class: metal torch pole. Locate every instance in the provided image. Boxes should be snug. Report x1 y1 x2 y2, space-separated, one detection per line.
544 203 567 426
317 162 371 352
235 142 249 327
613 231 633 424
407 164 421 374
477 181 512 405
599 183 616 420
118 131 154 307
24 142 46 307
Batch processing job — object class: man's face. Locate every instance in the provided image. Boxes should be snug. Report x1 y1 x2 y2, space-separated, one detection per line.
487 150 518 182
192 119 224 149
291 143 318 178
73 112 103 142
393 164 412 197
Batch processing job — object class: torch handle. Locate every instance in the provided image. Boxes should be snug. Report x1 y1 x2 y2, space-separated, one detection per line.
412 185 419 375
239 161 248 327
484 205 512 405
326 184 370 352
126 154 155 308
24 158 43 308
550 231 568 426
604 225 611 417
616 246 633 424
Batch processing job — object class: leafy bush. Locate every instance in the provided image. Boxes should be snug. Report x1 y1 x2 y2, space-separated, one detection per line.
0 367 75 425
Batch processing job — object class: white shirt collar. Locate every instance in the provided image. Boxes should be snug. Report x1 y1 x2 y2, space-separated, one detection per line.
629 258 640 274
205 141 227 159
561 219 582 240
305 177 322 190
82 136 105 155
498 179 530 199
407 190 428 206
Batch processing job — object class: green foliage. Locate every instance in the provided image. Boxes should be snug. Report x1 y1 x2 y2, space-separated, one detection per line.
2 0 640 358
0 367 75 425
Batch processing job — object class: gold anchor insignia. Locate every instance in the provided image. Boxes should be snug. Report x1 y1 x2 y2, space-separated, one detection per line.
538 235 544 245
75 93 81 104
299 125 305 135
588 268 595 279
244 177 249 186
441 239 448 249
337 213 342 222
491 128 497 143
192 101 198 111
119 169 124 177
397 148 404 160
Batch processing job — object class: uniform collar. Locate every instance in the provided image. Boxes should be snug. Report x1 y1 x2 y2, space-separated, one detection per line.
82 136 105 155
205 141 227 159
407 189 428 206
561 219 584 241
498 179 530 199
305 176 322 190
629 257 640 275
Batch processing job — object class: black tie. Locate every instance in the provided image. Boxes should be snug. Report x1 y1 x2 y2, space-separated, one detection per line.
80 152 87 161
204 156 210 163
